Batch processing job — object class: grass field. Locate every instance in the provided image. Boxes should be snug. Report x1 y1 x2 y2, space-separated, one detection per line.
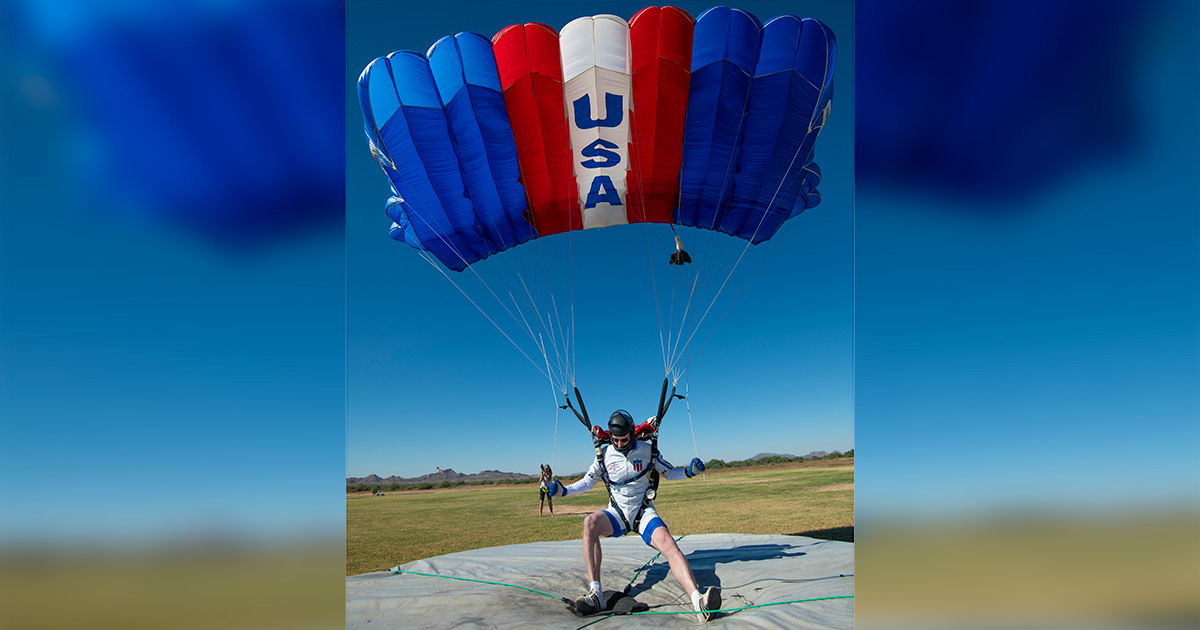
347 460 853 575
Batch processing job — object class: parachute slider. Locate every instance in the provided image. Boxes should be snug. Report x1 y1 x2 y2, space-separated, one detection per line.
669 234 692 265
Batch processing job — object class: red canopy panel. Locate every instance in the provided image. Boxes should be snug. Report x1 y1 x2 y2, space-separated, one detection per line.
627 6 694 224
492 23 581 236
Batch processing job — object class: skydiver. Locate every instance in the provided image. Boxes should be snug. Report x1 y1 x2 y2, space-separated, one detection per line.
538 464 555 516
542 410 719 622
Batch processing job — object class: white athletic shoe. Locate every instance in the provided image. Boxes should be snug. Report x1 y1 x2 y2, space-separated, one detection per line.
694 586 720 623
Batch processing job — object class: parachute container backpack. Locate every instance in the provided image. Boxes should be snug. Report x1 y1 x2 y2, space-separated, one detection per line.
358 4 836 455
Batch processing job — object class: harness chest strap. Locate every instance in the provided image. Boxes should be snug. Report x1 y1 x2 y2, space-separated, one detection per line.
595 442 658 534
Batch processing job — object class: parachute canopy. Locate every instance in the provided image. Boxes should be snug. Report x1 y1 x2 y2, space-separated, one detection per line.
358 6 836 272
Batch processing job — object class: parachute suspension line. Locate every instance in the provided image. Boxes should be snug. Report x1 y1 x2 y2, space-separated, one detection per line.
640 225 672 378
643 223 698 380
418 233 555 371
568 227 577 388
664 233 758 377
667 232 686 374
667 81 828 376
661 81 754 374
550 294 574 389
416 251 552 382
453 225 575 393
387 172 564 391
666 112 820 375
744 55 833 249
545 349 561 469
743 147 808 248
491 261 570 393
684 377 702 480
540 309 568 395
666 237 705 372
509 270 571 391
511 298 559 391
678 216 803 376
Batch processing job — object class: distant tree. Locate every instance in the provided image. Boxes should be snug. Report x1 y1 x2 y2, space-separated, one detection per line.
705 459 727 470
369 485 381 494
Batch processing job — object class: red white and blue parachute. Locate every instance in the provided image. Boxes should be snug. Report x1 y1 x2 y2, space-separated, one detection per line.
358 6 835 272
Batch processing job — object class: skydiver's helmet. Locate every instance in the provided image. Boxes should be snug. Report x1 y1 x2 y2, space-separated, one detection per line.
609 410 635 452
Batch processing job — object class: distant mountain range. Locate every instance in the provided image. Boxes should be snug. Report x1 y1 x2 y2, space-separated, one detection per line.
346 468 532 487
748 450 834 460
349 451 846 487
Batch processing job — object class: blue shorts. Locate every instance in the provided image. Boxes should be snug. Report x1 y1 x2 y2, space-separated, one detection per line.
603 504 665 546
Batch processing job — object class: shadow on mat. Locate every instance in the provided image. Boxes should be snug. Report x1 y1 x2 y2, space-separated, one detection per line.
789 527 854 542
627 543 811 599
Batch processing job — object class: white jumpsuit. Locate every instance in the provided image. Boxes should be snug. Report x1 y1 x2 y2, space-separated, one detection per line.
561 440 688 545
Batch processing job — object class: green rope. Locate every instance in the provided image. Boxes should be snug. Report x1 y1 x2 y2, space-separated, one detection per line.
389 568 562 601
390 560 854 630
574 613 618 629
389 535 686 603
623 534 683 589
572 595 855 630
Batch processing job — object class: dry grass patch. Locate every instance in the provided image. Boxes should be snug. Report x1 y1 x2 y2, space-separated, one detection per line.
348 462 853 575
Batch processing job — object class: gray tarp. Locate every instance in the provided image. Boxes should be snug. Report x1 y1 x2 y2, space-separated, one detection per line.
347 533 853 629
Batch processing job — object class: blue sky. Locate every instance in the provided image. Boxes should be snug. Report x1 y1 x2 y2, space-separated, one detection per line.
854 0 1199 518
0 0 346 544
346 0 856 479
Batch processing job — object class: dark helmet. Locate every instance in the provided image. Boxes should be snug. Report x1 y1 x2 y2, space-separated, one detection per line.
608 409 635 437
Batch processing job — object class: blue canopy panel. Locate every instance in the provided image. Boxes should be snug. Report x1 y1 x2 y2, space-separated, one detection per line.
676 6 761 232
428 33 536 255
359 40 533 272
359 52 491 270
725 16 836 244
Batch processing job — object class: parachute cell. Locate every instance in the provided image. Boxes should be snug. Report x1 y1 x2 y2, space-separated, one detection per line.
561 15 634 229
492 23 581 237
627 6 694 224
676 6 762 230
427 33 536 253
359 52 492 270
725 16 835 243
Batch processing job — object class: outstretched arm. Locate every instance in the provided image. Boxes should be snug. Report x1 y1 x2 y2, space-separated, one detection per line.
544 458 602 497
655 453 705 481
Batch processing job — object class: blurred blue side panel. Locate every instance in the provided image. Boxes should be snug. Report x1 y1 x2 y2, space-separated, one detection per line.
358 51 490 271
727 16 835 244
856 0 1138 201
677 7 761 232
428 33 535 254
8 0 345 243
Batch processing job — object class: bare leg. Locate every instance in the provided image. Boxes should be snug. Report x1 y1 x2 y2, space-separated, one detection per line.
582 511 614 583
539 495 544 516
548 496 554 515
649 525 698 595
